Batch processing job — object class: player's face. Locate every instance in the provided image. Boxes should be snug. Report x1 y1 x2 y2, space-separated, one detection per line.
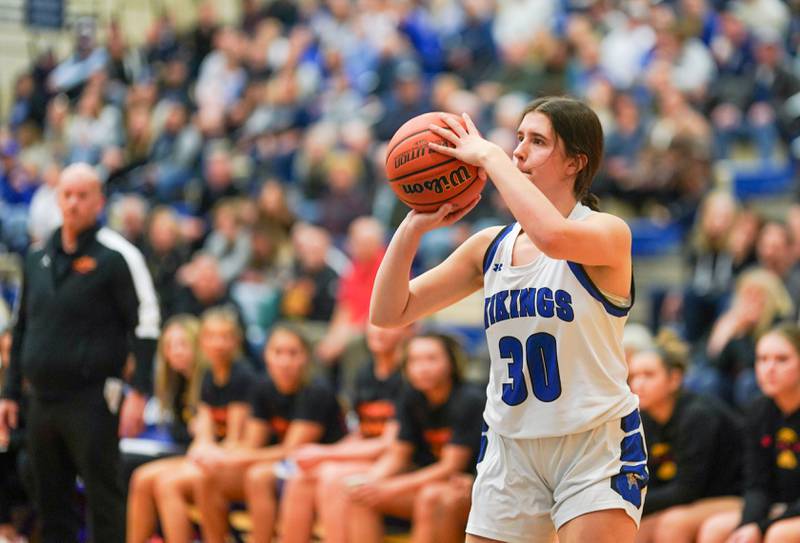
512 112 569 188
163 323 195 376
405 337 453 393
200 318 239 367
265 330 308 393
756 332 800 400
628 351 675 411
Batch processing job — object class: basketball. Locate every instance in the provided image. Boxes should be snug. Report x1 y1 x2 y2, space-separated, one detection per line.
385 112 485 212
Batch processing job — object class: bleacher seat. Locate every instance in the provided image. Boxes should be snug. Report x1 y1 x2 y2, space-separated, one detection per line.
731 159 795 201
628 218 683 258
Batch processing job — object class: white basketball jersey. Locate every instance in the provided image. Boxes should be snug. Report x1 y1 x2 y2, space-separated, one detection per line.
481 203 638 439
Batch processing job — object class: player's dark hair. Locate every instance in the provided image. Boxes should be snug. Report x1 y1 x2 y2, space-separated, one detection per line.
407 333 465 384
521 96 604 211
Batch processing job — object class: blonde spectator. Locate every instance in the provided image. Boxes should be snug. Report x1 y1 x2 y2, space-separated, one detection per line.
127 308 252 543
702 268 794 407
125 315 206 520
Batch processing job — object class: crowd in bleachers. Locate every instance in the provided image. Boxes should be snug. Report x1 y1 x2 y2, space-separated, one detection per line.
1 0 800 541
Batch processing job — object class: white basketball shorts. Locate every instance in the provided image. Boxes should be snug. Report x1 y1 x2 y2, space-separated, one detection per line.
466 409 648 543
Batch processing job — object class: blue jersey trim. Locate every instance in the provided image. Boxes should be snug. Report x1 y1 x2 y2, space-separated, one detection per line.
621 409 641 432
620 432 647 463
566 261 634 317
482 223 515 275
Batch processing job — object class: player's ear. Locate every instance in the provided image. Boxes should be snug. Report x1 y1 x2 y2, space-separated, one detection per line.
566 154 587 176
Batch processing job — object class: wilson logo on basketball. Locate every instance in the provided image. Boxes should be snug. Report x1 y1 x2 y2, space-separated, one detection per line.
400 165 471 195
393 141 428 169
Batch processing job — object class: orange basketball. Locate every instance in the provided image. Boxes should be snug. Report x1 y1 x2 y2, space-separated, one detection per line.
385 112 484 212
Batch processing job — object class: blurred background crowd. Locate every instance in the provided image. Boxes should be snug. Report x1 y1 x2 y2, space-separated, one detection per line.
1 0 800 541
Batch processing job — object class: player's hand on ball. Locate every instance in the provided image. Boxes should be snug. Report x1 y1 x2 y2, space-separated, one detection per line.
428 113 497 167
402 194 482 235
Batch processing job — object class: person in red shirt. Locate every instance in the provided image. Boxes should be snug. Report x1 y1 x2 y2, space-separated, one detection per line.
316 217 386 367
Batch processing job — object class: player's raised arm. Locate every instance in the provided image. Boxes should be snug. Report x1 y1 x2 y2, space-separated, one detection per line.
369 203 495 328
479 145 632 267
429 112 631 269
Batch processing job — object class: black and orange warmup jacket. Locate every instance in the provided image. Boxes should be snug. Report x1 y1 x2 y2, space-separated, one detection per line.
1 223 160 401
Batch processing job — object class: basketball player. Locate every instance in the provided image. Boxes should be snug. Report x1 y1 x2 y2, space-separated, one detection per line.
371 97 646 543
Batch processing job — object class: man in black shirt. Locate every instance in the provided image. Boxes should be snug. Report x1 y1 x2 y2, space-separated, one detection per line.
0 163 160 543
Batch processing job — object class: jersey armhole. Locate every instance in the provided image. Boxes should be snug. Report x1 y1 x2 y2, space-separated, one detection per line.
566 261 636 317
482 223 515 275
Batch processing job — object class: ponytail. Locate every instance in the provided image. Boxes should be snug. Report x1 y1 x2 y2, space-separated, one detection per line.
581 192 600 211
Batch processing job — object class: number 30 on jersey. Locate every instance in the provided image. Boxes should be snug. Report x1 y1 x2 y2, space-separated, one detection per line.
500 333 562 404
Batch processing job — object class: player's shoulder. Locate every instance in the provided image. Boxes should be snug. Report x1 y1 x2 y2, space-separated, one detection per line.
582 211 631 237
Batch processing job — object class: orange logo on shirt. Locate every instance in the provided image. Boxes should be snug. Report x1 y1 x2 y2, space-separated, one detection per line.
357 401 395 438
72 256 97 274
270 416 289 442
777 427 799 470
423 428 453 459
210 406 228 438
651 442 677 481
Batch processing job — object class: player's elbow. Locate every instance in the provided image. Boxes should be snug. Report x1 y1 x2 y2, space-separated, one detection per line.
368 308 398 329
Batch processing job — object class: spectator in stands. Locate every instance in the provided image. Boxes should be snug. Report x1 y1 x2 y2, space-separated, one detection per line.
48 19 109 97
280 323 411 543
189 148 244 220
195 26 247 112
327 333 485 543
148 100 201 203
281 223 340 323
630 329 743 543
647 6 717 98
109 193 149 249
704 268 793 408
599 92 650 205
754 221 800 312
318 151 372 240
374 61 432 142
256 179 295 238
173 253 243 322
316 217 386 369
9 72 47 134
192 325 344 543
231 221 292 336
698 323 800 543
123 313 204 483
682 191 739 344
142 206 190 320
27 163 62 244
128 307 251 543
728 206 761 274
65 85 123 165
203 198 251 285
